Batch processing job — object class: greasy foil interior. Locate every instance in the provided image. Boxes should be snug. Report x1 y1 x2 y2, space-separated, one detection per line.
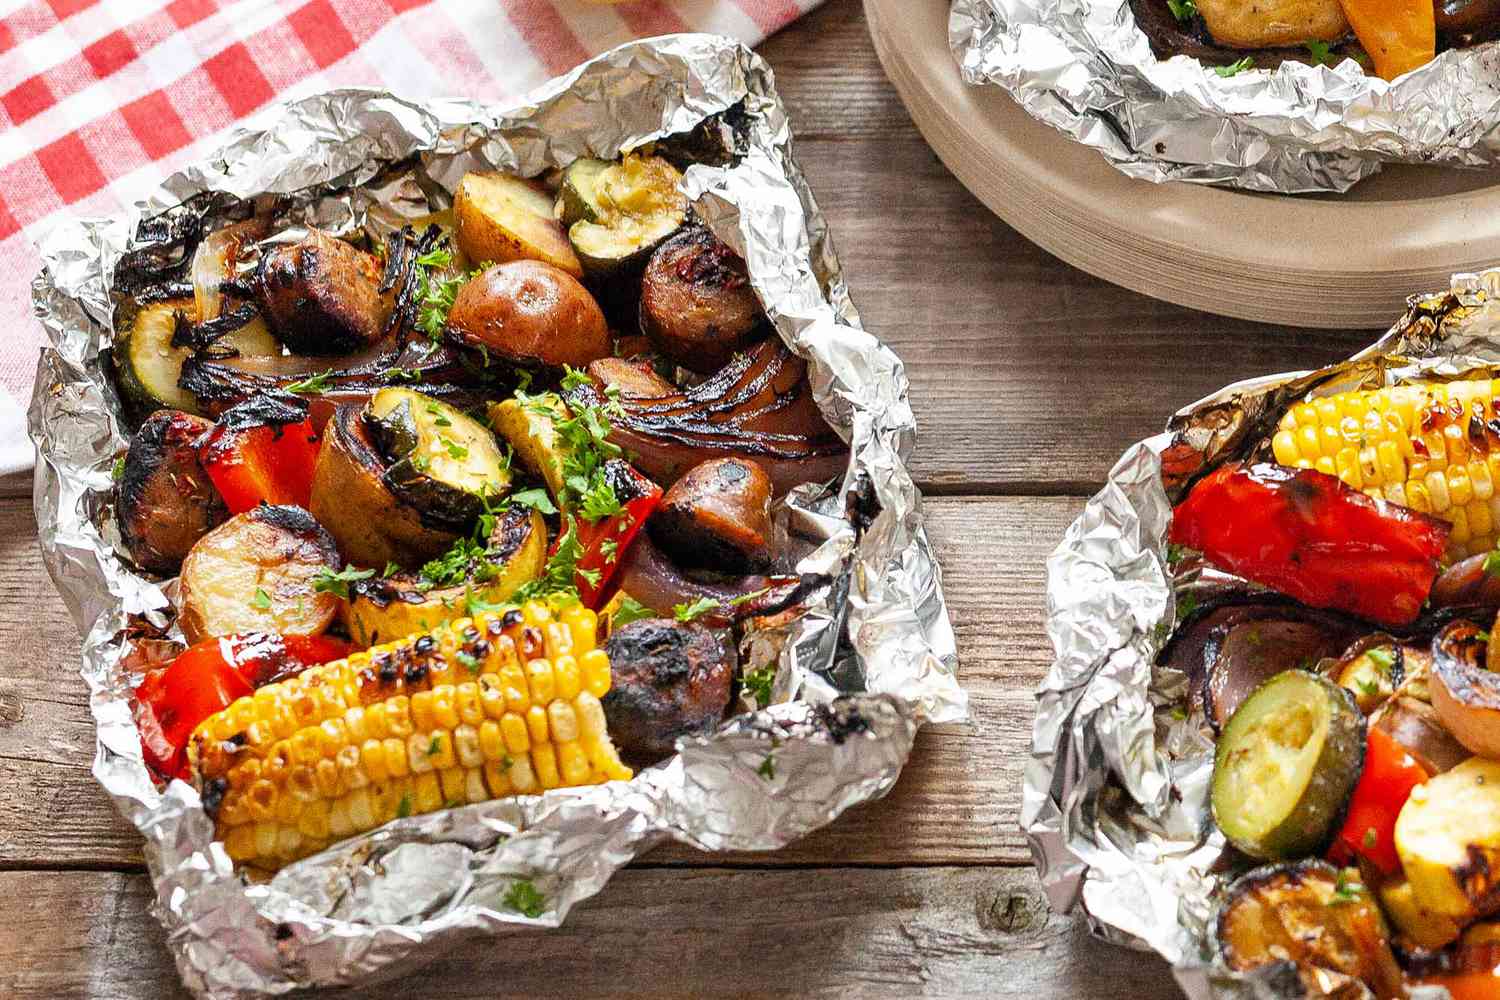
949 0 1500 192
26 35 966 999
1026 269 1500 999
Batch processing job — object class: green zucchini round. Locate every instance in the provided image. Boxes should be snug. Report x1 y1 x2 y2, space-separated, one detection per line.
1210 669 1365 860
557 158 610 227
115 296 278 415
564 153 686 281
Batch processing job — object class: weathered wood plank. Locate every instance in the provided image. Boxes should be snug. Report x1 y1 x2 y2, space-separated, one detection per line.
0 866 1177 1000
0 494 1076 869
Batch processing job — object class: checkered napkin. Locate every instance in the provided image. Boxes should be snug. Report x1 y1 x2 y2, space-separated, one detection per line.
1 0 821 475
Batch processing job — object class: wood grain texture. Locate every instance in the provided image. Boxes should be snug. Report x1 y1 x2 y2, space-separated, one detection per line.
0 494 1078 869
0 866 1175 1000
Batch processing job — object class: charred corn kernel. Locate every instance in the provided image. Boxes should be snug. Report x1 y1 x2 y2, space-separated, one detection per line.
581 650 611 698
1272 378 1500 558
187 611 632 870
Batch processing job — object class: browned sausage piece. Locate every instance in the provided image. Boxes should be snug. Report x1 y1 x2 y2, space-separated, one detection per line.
255 229 391 355
649 458 773 573
639 227 766 373
601 618 736 763
445 259 609 369
116 409 226 574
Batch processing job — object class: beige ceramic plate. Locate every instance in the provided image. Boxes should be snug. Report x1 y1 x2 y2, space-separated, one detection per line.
865 0 1500 329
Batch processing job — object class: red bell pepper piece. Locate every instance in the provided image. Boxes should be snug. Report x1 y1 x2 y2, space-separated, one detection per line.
573 459 662 609
199 396 321 514
1328 726 1430 875
135 632 349 780
1169 462 1449 627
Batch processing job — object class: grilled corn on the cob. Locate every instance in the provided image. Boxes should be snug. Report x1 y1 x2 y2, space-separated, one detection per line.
189 602 632 869
1271 377 1500 558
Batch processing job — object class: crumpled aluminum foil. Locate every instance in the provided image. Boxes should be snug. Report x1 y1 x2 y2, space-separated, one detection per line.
26 35 966 998
1025 267 1500 999
949 0 1500 192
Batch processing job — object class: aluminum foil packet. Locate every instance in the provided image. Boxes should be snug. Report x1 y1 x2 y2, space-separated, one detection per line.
949 0 1500 192
26 34 966 999
1025 267 1500 1000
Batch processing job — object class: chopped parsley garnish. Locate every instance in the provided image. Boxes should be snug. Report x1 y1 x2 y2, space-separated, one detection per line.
1214 57 1255 78
1365 647 1396 674
414 244 465 341
456 650 481 674
441 438 468 460
611 595 656 628
1356 676 1380 698
1166 0 1196 20
251 587 272 611
1305 40 1333 65
383 366 421 382
1362 828 1378 850
1176 593 1199 620
285 369 335 395
426 735 441 757
383 561 400 578
509 487 558 515
311 565 375 599
111 455 125 481
757 752 776 780
396 793 412 819
674 596 720 622
1484 548 1500 577
465 587 508 617
742 663 776 705
504 879 546 918
1332 871 1365 903
426 403 452 428
514 515 586 603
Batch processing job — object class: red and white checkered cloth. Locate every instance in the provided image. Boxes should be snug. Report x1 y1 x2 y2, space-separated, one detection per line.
0 0 821 474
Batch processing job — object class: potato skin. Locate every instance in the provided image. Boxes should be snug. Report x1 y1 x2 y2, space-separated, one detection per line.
1194 0 1348 48
453 171 583 277
640 227 765 373
178 504 341 644
445 261 609 369
116 409 226 574
649 458 774 573
309 404 459 569
255 229 390 355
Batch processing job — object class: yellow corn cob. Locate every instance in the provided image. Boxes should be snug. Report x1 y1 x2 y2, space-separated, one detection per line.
189 602 630 870
1271 377 1500 559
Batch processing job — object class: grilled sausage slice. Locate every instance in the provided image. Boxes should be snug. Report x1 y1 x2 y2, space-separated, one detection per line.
639 227 766 373
115 409 226 574
255 229 391 355
649 458 774 573
601 618 736 762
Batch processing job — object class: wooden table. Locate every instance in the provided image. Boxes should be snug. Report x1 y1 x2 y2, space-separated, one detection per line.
0 2 1383 995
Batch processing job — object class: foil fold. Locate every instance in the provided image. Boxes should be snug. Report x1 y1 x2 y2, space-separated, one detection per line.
1026 268 1500 998
27 34 964 998
949 0 1500 192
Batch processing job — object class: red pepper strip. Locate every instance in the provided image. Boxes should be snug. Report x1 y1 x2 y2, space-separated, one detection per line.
200 417 321 514
574 461 662 609
1416 972 1500 1000
1168 462 1450 627
1328 726 1430 875
135 632 350 780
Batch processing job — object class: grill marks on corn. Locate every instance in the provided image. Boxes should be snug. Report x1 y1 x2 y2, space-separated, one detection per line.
188 604 631 869
1272 378 1500 558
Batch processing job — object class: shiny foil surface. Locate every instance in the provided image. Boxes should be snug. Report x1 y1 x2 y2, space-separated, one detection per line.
27 35 966 998
1027 269 1500 998
949 0 1500 192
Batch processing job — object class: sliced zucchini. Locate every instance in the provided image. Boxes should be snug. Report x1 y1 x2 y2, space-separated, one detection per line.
367 388 511 532
1211 670 1365 860
1395 757 1500 920
1218 861 1403 998
557 158 610 226
115 297 278 415
487 393 572 503
344 507 545 648
566 154 687 279
453 171 582 277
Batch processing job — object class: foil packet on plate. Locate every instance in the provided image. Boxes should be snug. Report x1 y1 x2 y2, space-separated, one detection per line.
27 34 966 999
1025 268 1500 998
949 0 1500 192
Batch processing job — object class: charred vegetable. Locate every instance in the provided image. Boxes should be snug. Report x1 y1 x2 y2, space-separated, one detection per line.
198 393 320 514
601 618 736 762
1330 726 1431 875
1211 670 1365 860
452 171 582 277
613 533 803 627
1201 618 1357 731
1379 876 1468 951
565 153 686 279
344 507 546 648
1430 619 1500 760
115 410 226 574
366 387 511 532
639 226 766 373
309 403 459 568
254 229 393 354
114 296 277 415
1218 861 1404 999
1333 638 1405 715
571 340 847 495
1395 756 1500 920
1373 694 1474 776
445 260 609 370
1170 462 1450 627
649 458 774 573
177 505 342 644
1431 551 1500 609
488 393 573 501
